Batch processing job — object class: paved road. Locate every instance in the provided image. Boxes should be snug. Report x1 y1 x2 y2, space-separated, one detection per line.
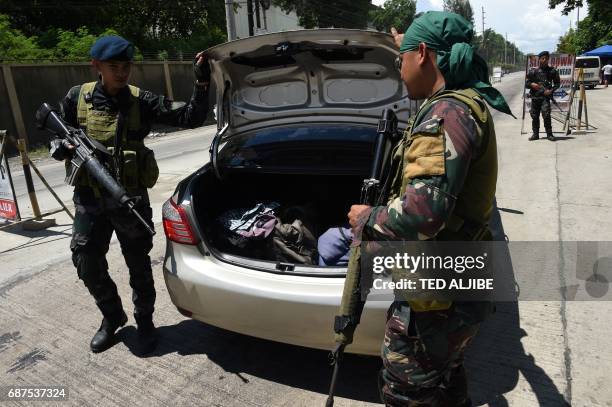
1 73 611 406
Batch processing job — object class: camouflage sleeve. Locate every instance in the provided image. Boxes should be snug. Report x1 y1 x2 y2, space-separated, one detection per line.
140 84 210 128
357 99 479 242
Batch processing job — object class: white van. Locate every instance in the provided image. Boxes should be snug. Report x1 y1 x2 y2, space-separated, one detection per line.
575 56 601 88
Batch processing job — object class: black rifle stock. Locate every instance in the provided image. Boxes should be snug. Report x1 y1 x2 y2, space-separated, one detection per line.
36 103 155 236
325 109 400 407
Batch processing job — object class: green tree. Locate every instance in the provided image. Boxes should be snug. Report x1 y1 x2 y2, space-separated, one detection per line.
549 0 611 22
552 0 611 54
443 0 474 25
0 14 50 61
271 0 372 29
369 0 416 32
0 0 228 60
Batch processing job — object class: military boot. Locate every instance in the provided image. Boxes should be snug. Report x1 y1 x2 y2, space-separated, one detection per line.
135 314 158 355
90 310 128 353
529 133 539 141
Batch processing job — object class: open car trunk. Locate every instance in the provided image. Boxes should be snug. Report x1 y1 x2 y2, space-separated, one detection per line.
190 170 366 273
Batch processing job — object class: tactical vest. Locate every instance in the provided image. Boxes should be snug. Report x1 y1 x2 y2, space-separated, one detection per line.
388 88 498 312
72 82 159 192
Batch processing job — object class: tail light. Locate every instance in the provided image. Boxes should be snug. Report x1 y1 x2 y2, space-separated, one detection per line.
162 198 199 245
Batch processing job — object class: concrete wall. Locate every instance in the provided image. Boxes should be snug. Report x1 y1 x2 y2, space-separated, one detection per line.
0 61 202 151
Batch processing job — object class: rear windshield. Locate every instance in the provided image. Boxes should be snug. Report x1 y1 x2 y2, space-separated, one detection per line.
218 124 377 173
576 58 599 68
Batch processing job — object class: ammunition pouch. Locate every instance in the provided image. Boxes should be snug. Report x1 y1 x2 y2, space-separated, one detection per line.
116 146 159 191
121 150 139 190
137 146 159 188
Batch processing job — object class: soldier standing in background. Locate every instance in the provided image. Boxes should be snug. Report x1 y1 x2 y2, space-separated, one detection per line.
526 51 560 141
50 35 210 355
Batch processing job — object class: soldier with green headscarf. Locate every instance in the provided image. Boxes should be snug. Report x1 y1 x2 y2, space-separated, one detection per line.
345 11 513 406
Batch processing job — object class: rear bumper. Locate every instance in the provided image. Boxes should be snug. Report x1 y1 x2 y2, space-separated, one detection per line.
162 241 389 355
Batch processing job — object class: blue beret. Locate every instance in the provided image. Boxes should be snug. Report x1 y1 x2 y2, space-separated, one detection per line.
90 35 135 61
538 51 550 58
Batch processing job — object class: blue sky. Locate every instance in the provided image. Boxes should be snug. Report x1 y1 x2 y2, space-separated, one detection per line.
371 0 588 54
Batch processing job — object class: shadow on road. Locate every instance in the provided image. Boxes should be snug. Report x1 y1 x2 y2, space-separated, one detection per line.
117 322 383 404
466 201 569 407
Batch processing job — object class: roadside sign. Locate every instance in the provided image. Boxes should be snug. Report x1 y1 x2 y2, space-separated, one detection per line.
0 131 20 223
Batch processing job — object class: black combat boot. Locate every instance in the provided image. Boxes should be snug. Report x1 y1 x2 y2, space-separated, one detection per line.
135 314 158 355
90 310 128 353
529 133 539 141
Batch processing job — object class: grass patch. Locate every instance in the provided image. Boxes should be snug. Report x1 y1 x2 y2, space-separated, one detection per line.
26 145 49 160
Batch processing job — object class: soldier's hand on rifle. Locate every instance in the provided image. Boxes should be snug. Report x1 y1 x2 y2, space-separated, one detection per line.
348 205 371 232
49 138 75 161
390 27 403 49
193 51 211 85
543 89 553 96
531 83 542 91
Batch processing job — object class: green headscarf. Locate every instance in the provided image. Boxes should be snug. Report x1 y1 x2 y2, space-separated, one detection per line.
400 11 514 117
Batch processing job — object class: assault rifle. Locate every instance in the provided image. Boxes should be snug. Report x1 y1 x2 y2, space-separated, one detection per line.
325 109 401 407
534 79 562 111
36 103 155 236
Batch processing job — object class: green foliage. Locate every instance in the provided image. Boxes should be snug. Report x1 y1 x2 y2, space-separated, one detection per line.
474 29 526 72
54 27 118 61
272 0 372 29
0 0 228 62
556 16 612 54
0 14 51 61
369 0 416 32
549 0 610 22
552 0 612 54
443 0 474 25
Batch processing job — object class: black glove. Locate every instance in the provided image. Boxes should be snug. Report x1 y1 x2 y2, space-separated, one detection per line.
49 138 74 161
194 54 211 83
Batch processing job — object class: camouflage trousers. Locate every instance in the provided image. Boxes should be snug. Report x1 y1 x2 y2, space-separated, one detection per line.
379 301 483 407
71 202 156 325
530 97 553 136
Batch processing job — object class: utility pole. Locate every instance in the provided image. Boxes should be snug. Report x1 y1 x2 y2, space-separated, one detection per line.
481 6 487 66
225 0 237 40
505 32 508 66
577 6 580 29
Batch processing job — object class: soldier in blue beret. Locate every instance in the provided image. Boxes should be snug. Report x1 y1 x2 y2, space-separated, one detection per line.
50 34 211 355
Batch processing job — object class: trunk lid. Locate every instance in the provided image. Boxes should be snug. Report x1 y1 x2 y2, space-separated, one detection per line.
206 29 412 134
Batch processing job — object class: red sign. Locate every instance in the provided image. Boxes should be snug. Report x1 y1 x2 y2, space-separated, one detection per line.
0 198 17 219
0 133 20 222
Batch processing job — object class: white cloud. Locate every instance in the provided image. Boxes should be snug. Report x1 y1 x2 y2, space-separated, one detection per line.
428 0 444 10
372 0 586 54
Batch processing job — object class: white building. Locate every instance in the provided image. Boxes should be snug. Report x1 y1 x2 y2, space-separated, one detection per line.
233 1 304 39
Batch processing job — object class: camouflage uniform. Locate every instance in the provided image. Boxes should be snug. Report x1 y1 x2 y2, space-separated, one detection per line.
525 65 560 139
355 91 496 406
